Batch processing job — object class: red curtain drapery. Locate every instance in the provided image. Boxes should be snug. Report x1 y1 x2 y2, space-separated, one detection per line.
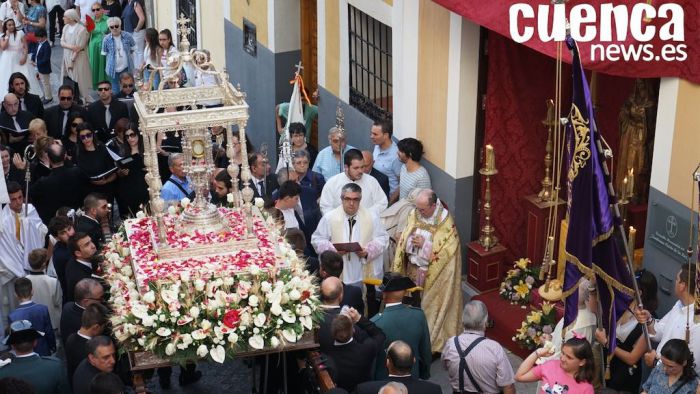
481 32 636 261
433 0 700 84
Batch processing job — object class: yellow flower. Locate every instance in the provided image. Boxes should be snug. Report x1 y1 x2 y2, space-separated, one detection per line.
514 281 530 299
541 301 554 316
515 258 530 270
527 311 542 324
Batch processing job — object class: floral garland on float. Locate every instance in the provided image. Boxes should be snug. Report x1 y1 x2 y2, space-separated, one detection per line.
499 258 540 306
512 301 557 351
102 199 322 364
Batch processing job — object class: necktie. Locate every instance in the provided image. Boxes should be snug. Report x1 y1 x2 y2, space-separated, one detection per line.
105 105 111 129
62 110 69 135
14 212 21 242
258 180 265 197
348 216 356 241
294 203 305 224
11 116 21 132
20 98 25 111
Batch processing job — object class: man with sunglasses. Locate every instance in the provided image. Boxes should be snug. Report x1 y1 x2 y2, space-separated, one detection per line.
86 80 129 142
44 84 84 139
115 72 136 100
59 277 105 346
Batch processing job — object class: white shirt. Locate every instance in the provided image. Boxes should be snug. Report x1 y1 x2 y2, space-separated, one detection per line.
113 35 128 72
74 0 94 23
319 173 388 216
652 300 700 374
280 208 298 229
311 208 389 284
0 1 25 29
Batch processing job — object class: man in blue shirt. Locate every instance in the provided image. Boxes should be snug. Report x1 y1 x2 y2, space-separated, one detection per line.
371 119 402 204
160 153 194 203
312 127 354 181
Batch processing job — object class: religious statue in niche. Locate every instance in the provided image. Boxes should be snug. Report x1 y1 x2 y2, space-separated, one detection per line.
615 78 658 204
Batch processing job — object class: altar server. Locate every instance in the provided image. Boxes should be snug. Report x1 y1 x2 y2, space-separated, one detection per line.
319 149 387 216
0 181 48 326
312 183 388 287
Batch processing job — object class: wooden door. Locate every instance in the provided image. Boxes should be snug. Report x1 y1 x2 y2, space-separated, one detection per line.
300 0 318 147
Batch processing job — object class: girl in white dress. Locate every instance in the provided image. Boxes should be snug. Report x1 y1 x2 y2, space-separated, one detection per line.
0 18 34 94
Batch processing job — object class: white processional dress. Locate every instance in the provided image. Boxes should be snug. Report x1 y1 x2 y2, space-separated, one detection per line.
311 206 389 285
0 31 34 94
0 203 47 332
319 173 388 217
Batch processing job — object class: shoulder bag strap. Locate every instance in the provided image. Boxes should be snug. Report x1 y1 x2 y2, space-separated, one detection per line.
453 336 487 393
166 178 195 200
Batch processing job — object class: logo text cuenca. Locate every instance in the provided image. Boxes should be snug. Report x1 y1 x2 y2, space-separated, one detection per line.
509 3 687 62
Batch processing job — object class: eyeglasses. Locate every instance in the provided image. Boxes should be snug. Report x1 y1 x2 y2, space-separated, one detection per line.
79 134 93 140
121 84 134 88
91 8 101 11
59 96 73 101
97 87 111 92
109 25 120 29
125 133 137 139
71 122 81 127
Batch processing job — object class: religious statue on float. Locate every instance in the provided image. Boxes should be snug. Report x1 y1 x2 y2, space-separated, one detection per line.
615 78 657 204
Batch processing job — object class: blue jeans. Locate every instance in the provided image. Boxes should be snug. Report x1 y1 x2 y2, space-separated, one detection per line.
144 68 161 90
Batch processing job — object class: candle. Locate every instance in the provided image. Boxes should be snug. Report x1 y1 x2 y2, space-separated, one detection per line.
628 226 637 258
627 168 635 198
622 177 628 199
485 144 495 171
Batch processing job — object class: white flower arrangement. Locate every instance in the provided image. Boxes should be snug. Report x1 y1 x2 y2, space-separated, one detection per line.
103 225 323 364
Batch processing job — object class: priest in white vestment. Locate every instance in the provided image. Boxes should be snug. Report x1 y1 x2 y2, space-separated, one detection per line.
319 149 388 216
312 183 388 286
0 181 48 328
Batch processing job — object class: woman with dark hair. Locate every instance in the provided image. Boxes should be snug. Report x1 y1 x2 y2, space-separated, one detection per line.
75 122 117 200
158 28 178 81
396 137 431 200
62 112 87 162
641 339 698 393
594 270 659 393
115 122 147 218
141 27 161 89
516 337 595 393
0 18 34 93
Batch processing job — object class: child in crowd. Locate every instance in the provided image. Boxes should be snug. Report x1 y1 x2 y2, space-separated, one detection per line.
26 248 62 336
515 337 596 394
7 278 56 356
31 28 52 104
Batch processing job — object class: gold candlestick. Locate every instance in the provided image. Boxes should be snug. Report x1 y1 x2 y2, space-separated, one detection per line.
538 99 556 202
479 145 499 250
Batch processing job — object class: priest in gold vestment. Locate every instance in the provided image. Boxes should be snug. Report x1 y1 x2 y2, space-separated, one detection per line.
392 189 462 352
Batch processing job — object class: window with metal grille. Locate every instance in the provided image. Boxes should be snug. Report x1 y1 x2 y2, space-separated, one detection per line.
177 0 198 49
348 5 392 121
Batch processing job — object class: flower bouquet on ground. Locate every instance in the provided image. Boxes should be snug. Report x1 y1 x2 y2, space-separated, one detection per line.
512 301 558 351
499 258 540 306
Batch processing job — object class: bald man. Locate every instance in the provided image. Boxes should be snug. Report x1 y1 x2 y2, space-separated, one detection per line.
356 340 441 394
0 92 35 152
362 150 390 200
